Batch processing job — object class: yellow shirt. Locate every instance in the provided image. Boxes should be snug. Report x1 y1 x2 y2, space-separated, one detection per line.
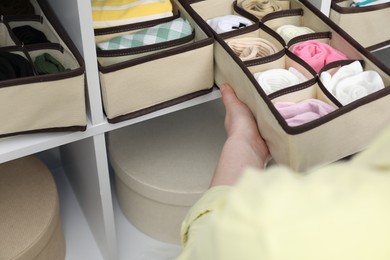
178 126 390 260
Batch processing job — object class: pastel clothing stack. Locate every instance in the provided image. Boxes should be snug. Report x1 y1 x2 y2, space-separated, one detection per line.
225 37 278 61
352 0 390 6
97 18 193 50
178 124 390 260
274 98 336 126
276 24 315 43
91 0 173 28
320 61 385 105
291 40 348 73
254 67 308 94
207 15 253 34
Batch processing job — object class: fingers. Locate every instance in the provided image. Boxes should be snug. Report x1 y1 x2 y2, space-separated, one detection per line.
220 83 239 109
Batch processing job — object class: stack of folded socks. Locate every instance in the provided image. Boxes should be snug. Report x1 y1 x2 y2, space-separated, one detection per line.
96 17 193 50
207 15 253 34
240 0 289 18
291 40 348 73
276 24 315 43
274 99 336 126
320 61 385 105
91 0 174 28
225 37 278 61
254 67 308 94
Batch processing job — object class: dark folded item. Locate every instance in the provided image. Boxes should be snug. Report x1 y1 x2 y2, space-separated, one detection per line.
0 0 35 15
0 50 34 80
12 25 50 45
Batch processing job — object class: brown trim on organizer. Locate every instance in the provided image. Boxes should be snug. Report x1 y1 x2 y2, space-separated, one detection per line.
316 78 343 107
285 49 317 75
3 15 44 23
366 40 390 52
262 8 304 22
98 37 213 73
0 44 85 88
186 0 205 4
94 13 181 35
233 0 261 22
244 49 286 66
268 77 318 99
96 31 195 57
36 0 85 71
107 88 214 123
0 125 87 138
25 43 65 52
287 31 332 47
319 59 365 73
331 0 390 13
298 0 390 75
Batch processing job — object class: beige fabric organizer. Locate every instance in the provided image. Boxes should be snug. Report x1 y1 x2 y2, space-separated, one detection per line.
0 0 87 138
95 0 215 123
108 100 226 244
184 0 390 171
329 0 390 51
0 156 65 260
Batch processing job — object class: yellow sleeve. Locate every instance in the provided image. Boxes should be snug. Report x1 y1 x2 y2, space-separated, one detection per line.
177 127 390 260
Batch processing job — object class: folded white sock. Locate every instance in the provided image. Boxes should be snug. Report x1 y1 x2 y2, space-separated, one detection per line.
207 15 253 34
320 61 385 105
254 67 308 95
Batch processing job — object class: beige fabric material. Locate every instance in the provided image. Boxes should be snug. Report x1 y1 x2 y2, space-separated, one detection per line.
0 73 86 135
225 37 279 61
330 1 390 49
0 156 65 260
98 0 214 119
108 100 227 244
239 0 290 18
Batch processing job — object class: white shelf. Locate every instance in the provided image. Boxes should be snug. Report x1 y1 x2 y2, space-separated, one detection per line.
52 166 104 260
0 88 221 164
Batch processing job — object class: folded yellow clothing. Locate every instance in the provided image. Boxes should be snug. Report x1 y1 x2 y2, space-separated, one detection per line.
91 0 173 28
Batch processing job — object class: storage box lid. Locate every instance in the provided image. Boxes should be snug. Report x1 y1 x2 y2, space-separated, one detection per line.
0 155 61 260
108 99 226 206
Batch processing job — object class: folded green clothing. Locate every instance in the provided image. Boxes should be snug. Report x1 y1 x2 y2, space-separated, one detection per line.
0 50 34 80
34 53 67 75
97 17 193 50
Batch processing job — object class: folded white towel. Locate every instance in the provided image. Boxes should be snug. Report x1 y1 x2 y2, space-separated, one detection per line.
320 61 385 105
254 67 308 95
207 15 253 34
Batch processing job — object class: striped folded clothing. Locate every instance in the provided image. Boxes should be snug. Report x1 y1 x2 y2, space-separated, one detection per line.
91 0 173 28
97 17 193 50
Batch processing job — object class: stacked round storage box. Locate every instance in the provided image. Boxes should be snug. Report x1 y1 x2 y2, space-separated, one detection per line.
0 156 65 260
108 100 226 244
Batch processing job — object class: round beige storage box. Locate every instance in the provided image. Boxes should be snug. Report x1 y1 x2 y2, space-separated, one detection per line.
0 156 65 260
108 100 226 244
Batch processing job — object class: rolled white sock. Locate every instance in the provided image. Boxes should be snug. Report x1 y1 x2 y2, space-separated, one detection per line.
254 67 308 94
276 24 315 43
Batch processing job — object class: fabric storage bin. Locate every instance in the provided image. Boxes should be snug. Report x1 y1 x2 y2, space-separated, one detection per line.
0 0 86 138
94 0 215 123
182 0 390 171
107 100 226 244
0 155 65 260
329 0 390 51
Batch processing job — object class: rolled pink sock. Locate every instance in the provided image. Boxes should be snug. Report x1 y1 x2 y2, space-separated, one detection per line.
274 98 336 126
291 40 348 73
